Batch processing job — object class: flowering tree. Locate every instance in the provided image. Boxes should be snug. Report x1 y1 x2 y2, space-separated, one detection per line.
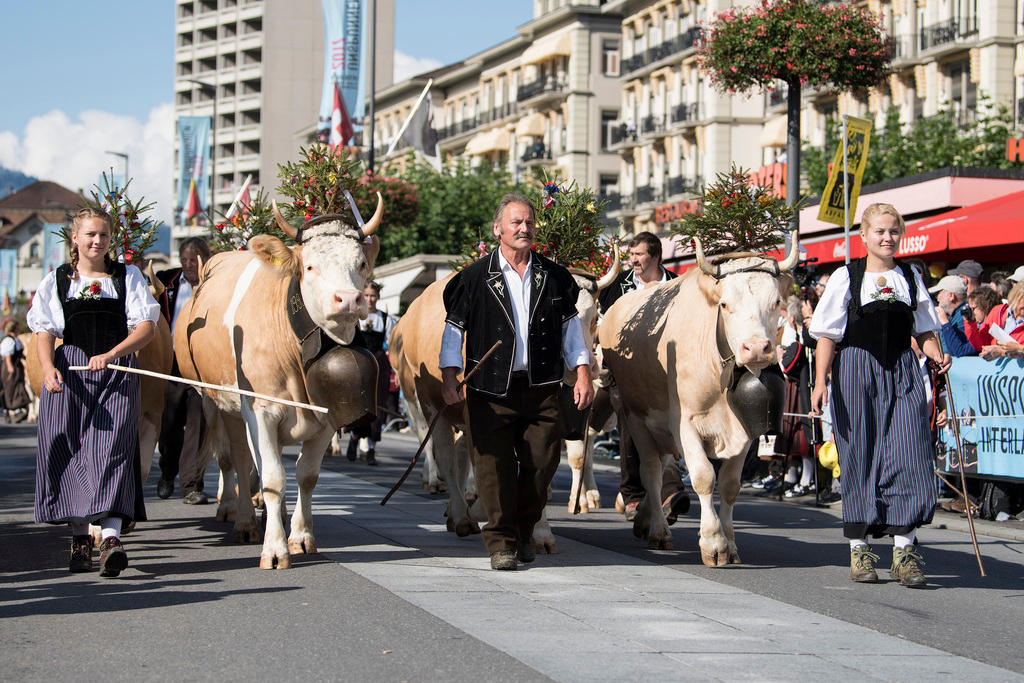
699 0 890 225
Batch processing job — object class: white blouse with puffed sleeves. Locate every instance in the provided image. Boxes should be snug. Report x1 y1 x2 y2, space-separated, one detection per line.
26 265 161 337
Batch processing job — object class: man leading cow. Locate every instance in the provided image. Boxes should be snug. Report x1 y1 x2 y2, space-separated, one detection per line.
440 192 593 571
597 231 690 526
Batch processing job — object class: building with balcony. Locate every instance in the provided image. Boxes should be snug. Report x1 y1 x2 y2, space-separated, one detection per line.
602 0 766 235
172 0 325 260
0 181 81 293
373 0 622 203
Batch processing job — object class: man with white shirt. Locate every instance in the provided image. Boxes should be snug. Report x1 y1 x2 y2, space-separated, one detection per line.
597 231 676 313
440 193 593 571
156 238 210 504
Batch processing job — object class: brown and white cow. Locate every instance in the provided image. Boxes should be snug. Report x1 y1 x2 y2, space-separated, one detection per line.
175 196 383 569
389 252 618 552
598 236 797 565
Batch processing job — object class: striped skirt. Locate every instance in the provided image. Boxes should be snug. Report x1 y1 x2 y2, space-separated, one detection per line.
831 347 935 539
34 345 146 525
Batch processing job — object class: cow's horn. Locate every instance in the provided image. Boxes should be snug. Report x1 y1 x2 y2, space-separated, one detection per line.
777 230 800 272
360 191 384 237
272 200 299 241
693 236 716 276
146 261 165 299
595 244 621 291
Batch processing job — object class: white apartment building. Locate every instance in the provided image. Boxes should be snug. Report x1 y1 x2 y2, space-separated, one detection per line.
172 0 323 260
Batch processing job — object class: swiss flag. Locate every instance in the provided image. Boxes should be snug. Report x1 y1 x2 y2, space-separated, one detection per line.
330 80 354 147
185 178 203 224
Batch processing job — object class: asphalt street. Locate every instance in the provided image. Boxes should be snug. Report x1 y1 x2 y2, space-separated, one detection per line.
2 421 1023 681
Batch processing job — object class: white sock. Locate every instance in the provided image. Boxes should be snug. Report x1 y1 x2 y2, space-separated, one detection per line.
359 437 371 453
799 456 814 486
784 464 799 484
70 521 89 536
100 517 122 541
894 531 916 549
850 539 868 550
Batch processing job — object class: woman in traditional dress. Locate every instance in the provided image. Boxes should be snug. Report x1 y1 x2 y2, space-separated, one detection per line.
809 203 950 588
0 319 31 422
27 207 159 577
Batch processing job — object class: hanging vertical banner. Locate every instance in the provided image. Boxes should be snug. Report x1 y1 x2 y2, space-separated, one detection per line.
817 115 873 226
177 116 211 224
41 224 65 274
318 0 362 135
0 249 17 308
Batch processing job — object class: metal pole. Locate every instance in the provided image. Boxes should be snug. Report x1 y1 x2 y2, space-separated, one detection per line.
210 88 217 226
786 79 800 237
842 116 850 265
367 0 377 174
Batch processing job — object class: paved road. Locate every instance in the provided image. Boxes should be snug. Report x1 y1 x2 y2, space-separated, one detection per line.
2 422 1022 681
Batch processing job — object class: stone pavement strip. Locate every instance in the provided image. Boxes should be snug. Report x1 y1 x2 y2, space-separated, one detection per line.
312 466 1019 682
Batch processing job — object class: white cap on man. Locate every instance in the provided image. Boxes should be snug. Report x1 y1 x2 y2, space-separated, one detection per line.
928 274 967 296
1008 265 1024 283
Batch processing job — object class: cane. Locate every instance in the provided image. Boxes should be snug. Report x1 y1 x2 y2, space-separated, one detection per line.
380 341 501 505
932 356 986 577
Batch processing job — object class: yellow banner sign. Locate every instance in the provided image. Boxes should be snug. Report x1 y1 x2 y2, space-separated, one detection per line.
817 116 873 226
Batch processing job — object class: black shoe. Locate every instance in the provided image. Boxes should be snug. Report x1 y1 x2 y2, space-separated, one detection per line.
346 439 358 462
183 490 210 505
69 535 93 572
98 537 128 577
157 478 174 499
662 491 691 525
365 448 377 466
517 540 536 564
785 483 814 499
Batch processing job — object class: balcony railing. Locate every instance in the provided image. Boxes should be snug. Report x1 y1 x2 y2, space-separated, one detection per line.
671 102 701 124
600 193 621 213
641 114 667 135
1018 97 1024 124
890 35 916 61
521 143 552 163
610 123 638 146
621 27 703 77
919 16 978 51
636 185 654 205
666 175 703 196
517 76 567 102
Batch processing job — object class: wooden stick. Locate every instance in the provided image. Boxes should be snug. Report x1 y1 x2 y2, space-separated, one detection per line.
68 364 329 414
380 340 501 506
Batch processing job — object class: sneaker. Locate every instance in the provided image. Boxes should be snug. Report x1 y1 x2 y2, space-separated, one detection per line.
890 545 927 588
662 491 691 525
365 448 377 466
850 544 879 583
517 540 536 564
98 537 128 578
785 483 814 499
623 500 639 522
69 535 93 572
751 473 781 490
183 490 210 505
157 478 174 499
489 550 517 571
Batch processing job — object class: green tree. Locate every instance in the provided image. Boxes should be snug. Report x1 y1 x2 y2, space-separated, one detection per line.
375 155 527 264
802 98 1023 196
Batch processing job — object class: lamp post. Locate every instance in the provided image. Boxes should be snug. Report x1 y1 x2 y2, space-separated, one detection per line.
104 150 129 187
187 78 217 227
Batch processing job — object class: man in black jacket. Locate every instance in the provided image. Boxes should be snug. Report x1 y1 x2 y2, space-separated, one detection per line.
440 193 593 571
597 232 690 525
155 237 210 504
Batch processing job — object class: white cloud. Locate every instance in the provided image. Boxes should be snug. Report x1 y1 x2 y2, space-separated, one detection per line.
0 104 175 229
393 50 444 83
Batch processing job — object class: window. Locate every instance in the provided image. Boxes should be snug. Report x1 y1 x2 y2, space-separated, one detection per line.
219 142 234 158
198 56 216 73
177 31 194 48
601 110 618 150
219 112 236 129
221 22 236 39
178 2 194 19
222 52 236 68
220 82 236 99
177 91 193 106
602 40 619 77
243 48 261 65
243 18 262 34
176 61 193 77
947 59 977 124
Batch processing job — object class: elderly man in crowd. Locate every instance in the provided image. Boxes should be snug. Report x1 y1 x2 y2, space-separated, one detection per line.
950 259 983 295
930 274 976 357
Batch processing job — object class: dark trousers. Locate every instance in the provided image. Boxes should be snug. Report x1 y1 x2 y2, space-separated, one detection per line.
158 380 206 494
466 375 562 555
619 422 684 505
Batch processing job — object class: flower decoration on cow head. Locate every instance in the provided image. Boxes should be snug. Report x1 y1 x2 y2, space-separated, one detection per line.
210 187 287 251
670 164 796 256
275 145 363 225
75 169 161 265
531 174 616 277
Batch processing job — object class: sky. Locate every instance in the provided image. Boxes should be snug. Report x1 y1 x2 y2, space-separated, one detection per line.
0 0 534 226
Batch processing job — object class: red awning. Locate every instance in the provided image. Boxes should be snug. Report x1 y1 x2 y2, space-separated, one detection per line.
911 187 1024 251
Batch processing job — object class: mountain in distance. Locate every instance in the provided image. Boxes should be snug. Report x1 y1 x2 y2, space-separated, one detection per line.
0 166 37 198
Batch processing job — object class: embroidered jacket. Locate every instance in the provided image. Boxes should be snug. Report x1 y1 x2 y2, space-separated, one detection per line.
443 250 581 396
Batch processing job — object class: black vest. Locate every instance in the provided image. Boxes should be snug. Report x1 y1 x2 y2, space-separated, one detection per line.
597 266 677 315
837 258 918 369
56 263 129 357
443 250 581 397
